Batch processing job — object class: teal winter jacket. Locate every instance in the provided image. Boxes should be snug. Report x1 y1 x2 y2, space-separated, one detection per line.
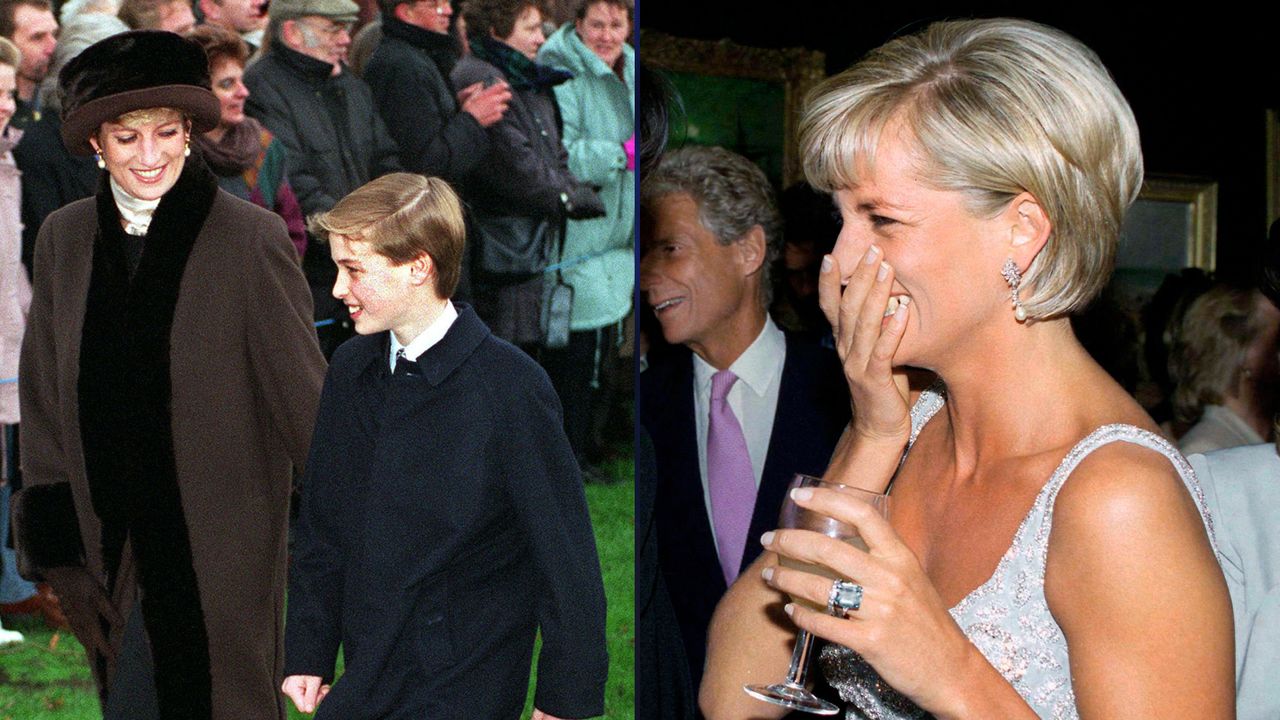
538 24 635 331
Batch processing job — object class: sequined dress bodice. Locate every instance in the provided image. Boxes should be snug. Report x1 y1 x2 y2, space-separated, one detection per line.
819 387 1216 719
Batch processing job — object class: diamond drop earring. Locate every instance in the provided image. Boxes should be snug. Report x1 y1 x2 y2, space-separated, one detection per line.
1001 257 1028 322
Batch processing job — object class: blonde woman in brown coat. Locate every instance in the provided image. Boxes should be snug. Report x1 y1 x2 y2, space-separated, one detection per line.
14 31 324 720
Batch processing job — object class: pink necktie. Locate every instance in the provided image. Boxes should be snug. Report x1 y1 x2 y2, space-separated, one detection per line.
707 370 757 585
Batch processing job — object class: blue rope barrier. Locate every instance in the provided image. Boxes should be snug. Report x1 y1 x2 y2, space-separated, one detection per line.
542 247 619 274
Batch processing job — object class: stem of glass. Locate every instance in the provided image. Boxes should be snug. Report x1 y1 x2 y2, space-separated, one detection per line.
784 628 816 688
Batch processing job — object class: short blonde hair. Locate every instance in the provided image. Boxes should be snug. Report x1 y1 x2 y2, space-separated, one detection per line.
310 173 467 298
1169 285 1270 424
0 36 19 68
800 18 1143 319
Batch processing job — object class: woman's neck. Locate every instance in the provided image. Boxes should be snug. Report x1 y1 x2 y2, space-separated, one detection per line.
928 316 1125 476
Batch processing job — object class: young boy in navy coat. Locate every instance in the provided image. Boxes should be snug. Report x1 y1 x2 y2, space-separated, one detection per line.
280 173 608 719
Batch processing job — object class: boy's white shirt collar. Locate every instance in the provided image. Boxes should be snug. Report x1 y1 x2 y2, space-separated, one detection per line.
389 300 458 369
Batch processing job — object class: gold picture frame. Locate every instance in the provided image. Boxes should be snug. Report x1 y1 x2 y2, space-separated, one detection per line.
1118 174 1218 274
640 30 826 187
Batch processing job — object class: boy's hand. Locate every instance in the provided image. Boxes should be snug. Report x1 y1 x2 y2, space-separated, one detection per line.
282 675 330 714
531 710 568 720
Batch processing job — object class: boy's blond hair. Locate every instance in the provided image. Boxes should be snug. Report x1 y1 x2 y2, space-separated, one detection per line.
311 173 467 298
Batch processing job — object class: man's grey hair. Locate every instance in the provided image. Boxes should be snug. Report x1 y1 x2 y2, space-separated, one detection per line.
641 145 782 309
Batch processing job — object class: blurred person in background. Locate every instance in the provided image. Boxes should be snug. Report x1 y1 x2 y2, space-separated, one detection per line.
187 23 306 257
536 0 632 479
0 34 31 646
244 0 400 356
119 0 196 34
364 0 510 185
0 0 57 128
1188 222 1280 719
1170 282 1280 454
773 182 841 337
197 0 267 52
453 0 602 353
14 1 124 275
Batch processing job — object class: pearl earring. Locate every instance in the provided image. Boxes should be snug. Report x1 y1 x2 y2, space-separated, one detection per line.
95 152 105 169
183 140 191 158
1001 257 1028 322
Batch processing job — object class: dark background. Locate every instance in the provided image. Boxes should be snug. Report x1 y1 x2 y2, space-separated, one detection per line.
638 3 1271 284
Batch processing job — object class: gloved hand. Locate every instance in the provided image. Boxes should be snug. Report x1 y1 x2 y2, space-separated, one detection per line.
562 185 606 220
623 135 635 171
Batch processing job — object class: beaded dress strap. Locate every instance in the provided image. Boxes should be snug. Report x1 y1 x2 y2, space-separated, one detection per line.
906 380 946 451
883 380 946 492
1036 423 1217 557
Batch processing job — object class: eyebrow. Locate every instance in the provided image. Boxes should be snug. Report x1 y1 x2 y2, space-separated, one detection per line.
855 197 910 213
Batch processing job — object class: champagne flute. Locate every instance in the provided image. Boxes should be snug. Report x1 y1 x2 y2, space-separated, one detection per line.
743 473 889 715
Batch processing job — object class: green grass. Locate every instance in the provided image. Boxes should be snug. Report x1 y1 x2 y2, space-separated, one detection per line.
0 461 635 719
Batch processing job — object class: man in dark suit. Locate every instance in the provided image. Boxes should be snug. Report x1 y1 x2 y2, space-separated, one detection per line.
639 146 850 701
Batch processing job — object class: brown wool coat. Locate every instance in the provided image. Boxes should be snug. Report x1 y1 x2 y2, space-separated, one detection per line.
18 169 325 719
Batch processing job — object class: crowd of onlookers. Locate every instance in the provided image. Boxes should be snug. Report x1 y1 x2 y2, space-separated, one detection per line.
0 0 634 641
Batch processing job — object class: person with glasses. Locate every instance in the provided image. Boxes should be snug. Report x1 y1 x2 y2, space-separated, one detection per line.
243 0 400 357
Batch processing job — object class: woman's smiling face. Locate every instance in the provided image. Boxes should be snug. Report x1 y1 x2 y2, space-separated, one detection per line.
830 122 1015 368
91 107 189 201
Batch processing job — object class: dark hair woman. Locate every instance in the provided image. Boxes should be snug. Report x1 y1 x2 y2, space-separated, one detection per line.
186 23 307 258
454 0 604 352
13 31 325 720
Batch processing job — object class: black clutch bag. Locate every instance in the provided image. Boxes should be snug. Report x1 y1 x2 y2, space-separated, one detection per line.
474 214 558 276
10 482 86 581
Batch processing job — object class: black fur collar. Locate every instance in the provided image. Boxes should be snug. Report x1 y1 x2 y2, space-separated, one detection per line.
79 154 217 718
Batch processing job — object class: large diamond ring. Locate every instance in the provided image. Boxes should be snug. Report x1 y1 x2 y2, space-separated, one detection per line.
827 579 863 615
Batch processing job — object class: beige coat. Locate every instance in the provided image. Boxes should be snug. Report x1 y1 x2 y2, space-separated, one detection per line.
0 128 30 424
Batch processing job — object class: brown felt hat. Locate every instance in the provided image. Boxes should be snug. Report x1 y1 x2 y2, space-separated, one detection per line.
59 31 222 156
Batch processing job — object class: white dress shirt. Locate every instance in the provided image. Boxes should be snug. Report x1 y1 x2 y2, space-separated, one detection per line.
389 300 458 370
692 317 786 552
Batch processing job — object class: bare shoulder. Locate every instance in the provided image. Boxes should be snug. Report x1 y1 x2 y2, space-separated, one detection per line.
1043 433 1233 716
1044 433 1224 636
1051 438 1204 544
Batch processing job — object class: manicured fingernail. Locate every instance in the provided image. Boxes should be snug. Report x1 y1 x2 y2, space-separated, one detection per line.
790 487 813 502
877 261 890 281
761 566 774 582
761 531 775 546
862 246 880 265
821 255 833 273
784 603 796 617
